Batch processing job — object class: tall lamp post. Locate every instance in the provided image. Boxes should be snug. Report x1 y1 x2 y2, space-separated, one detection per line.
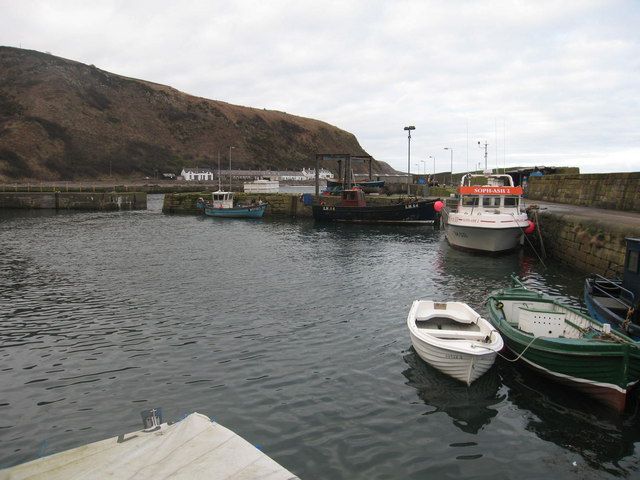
444 147 453 185
421 159 426 174
403 126 415 195
229 146 236 191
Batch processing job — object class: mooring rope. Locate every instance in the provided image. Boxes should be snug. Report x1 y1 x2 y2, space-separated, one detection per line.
472 333 539 362
510 212 547 269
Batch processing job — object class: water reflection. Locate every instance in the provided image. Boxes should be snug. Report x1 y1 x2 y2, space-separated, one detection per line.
309 220 441 244
402 350 504 434
500 361 640 474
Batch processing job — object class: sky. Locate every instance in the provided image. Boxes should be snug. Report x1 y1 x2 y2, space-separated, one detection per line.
2 0 639 174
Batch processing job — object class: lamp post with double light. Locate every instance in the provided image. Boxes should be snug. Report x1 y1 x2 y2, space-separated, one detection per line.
403 126 415 195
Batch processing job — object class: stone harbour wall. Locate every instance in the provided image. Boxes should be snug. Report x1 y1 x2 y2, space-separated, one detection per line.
533 210 640 277
162 192 314 216
0 192 147 210
162 192 436 216
528 173 640 212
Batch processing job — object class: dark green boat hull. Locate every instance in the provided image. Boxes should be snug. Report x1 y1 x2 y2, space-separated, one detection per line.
487 287 640 411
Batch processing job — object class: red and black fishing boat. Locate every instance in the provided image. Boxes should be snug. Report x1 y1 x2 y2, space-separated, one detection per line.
312 187 441 224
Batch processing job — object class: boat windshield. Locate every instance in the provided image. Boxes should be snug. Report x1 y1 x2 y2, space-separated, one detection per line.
503 196 519 208
462 196 479 206
482 197 501 208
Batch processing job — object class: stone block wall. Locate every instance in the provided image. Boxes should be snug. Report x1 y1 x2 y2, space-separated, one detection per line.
162 192 314 216
528 173 640 212
162 192 439 216
0 192 57 209
0 192 146 210
534 211 640 277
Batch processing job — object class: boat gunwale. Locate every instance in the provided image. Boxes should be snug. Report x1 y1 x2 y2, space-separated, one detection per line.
486 288 638 351
407 301 504 356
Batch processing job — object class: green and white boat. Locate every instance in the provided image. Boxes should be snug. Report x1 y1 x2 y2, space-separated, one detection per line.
487 278 640 412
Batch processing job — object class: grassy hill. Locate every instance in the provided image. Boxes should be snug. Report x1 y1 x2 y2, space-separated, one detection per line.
0 47 394 181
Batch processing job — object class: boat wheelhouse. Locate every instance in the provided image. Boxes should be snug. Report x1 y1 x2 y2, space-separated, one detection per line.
443 173 531 253
325 178 385 194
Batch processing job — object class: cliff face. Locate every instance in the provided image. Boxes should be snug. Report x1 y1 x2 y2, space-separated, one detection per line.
0 47 393 181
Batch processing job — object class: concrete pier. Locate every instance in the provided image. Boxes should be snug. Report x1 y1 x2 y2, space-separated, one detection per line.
0 413 299 479
0 192 146 210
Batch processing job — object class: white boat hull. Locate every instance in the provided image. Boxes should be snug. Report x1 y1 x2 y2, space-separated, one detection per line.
445 223 523 253
409 331 498 385
406 301 504 385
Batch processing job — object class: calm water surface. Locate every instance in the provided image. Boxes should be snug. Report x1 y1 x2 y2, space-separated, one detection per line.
1 194 639 479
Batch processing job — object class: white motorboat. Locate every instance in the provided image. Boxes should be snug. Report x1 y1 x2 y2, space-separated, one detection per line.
244 179 280 193
442 173 532 253
407 301 504 385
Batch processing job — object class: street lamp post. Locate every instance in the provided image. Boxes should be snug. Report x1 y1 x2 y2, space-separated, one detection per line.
403 126 415 195
444 147 453 185
421 160 426 174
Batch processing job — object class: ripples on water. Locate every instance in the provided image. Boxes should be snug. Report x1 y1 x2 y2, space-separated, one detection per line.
0 195 639 479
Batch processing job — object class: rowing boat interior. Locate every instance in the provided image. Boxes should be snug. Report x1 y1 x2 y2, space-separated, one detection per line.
497 299 620 341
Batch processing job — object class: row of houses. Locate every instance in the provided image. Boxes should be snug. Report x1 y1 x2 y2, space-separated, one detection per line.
179 167 334 182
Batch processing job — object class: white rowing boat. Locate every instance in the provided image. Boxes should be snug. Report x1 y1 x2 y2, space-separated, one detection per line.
407 301 504 385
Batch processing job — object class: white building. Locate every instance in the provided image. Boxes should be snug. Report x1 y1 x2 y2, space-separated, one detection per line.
278 171 307 181
180 168 214 181
302 168 334 180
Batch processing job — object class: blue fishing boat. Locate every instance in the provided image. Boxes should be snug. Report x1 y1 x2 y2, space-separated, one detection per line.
196 191 267 218
584 238 640 338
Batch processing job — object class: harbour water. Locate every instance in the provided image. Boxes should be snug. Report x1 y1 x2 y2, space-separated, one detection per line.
1 194 639 478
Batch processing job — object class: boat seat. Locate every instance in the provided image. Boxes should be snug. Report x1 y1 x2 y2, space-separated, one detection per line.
426 329 489 341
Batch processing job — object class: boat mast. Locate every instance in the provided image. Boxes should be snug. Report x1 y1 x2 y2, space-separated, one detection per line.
217 151 221 191
477 141 489 171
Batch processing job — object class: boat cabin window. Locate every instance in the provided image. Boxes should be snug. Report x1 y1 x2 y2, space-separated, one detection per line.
627 250 639 274
462 196 479 206
503 196 518 208
482 197 500 208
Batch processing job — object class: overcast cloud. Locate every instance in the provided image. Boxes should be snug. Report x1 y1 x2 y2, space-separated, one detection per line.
2 0 639 173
